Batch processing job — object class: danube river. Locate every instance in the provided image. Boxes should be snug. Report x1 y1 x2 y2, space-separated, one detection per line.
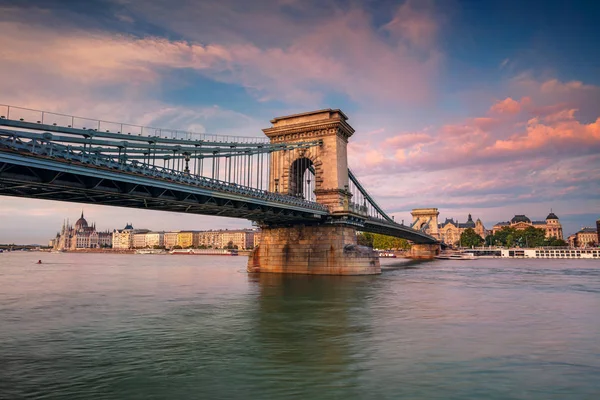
1 253 599 399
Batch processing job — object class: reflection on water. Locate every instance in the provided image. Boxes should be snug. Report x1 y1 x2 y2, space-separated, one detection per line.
0 253 599 399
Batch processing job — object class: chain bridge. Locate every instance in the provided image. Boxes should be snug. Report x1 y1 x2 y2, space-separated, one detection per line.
0 105 439 274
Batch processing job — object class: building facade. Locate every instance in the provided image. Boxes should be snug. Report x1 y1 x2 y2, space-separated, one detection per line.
492 212 563 240
222 230 255 249
112 224 149 249
177 231 195 248
164 232 179 249
53 212 112 251
411 209 486 245
197 230 222 248
438 214 487 245
569 227 598 248
144 232 165 248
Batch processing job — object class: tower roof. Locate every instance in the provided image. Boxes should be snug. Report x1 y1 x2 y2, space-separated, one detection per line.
74 210 88 229
511 214 531 224
546 212 559 220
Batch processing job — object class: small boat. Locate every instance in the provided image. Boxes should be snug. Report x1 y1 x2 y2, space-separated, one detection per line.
378 251 397 258
135 249 167 255
436 252 478 260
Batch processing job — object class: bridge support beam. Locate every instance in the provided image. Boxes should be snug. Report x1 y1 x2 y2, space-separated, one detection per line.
408 243 440 259
248 225 380 275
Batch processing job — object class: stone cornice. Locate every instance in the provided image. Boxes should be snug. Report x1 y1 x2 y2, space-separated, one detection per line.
263 120 355 142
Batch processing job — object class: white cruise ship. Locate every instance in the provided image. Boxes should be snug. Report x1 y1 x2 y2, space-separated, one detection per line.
501 248 600 259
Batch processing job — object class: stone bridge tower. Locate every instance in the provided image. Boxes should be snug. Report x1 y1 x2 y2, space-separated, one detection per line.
263 109 352 214
248 109 380 275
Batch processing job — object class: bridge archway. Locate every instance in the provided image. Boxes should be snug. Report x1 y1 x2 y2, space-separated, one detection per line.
288 156 316 201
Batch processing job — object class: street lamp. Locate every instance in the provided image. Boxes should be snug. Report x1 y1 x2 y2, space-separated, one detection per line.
183 152 191 175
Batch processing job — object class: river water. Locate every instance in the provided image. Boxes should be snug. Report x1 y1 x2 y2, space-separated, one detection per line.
0 252 599 399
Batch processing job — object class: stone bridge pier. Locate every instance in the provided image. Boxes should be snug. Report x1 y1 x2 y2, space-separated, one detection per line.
409 244 440 259
247 109 380 275
248 225 380 275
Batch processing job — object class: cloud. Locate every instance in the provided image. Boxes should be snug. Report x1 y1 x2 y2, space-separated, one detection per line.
346 80 600 224
491 113 600 153
0 1 443 108
382 0 438 49
383 132 435 148
489 96 531 115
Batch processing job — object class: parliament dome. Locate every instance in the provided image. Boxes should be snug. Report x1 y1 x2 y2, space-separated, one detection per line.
75 211 88 229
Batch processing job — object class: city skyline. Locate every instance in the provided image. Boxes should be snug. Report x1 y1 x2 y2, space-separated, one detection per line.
1 0 599 242
2 205 596 245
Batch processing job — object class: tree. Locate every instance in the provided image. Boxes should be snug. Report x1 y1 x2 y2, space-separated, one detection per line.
373 234 411 250
459 228 484 248
543 237 567 247
521 226 546 247
357 232 374 247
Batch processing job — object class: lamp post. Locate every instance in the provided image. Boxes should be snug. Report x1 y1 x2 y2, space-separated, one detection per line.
183 152 191 175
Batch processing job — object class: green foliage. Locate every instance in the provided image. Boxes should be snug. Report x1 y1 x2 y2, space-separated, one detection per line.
373 234 411 250
545 237 568 247
459 228 484 247
489 226 566 247
357 232 374 247
357 232 410 249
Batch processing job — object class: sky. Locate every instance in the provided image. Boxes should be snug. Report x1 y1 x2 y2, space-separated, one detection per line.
0 0 599 244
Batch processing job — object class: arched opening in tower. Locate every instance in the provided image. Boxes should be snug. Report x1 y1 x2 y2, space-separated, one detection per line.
289 157 315 201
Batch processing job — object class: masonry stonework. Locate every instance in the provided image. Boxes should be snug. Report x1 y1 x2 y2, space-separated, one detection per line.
247 225 380 275
409 243 440 259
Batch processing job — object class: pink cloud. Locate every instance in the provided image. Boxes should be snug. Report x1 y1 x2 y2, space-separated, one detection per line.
489 96 531 115
0 1 443 107
383 132 435 148
382 0 438 48
491 114 600 152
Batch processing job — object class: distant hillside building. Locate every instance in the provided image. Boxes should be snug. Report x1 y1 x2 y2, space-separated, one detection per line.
492 212 563 240
53 211 112 250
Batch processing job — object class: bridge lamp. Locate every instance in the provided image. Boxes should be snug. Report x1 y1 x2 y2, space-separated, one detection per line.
183 152 191 174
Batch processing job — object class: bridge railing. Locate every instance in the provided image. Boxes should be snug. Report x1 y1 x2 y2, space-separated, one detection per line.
0 132 329 213
0 104 269 144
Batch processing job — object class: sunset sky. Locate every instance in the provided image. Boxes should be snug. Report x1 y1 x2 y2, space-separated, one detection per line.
1 0 599 243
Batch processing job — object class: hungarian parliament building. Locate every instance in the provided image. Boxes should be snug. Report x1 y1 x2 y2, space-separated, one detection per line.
51 212 113 250
50 212 259 251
